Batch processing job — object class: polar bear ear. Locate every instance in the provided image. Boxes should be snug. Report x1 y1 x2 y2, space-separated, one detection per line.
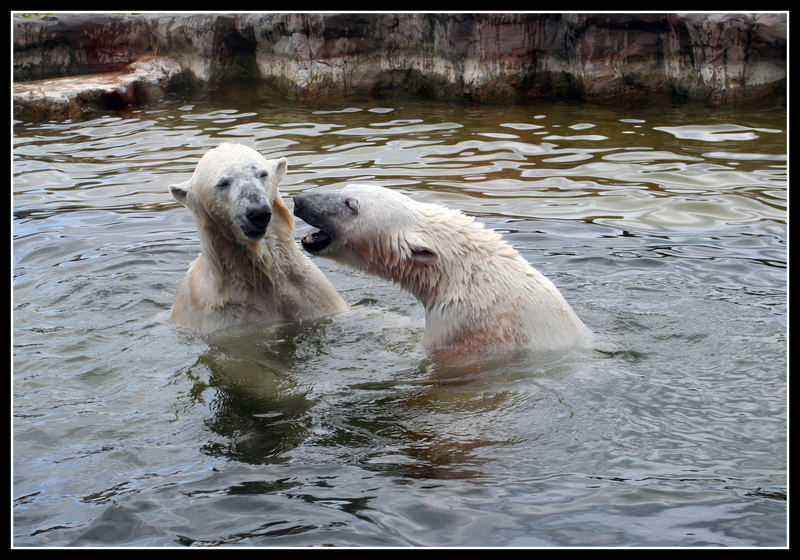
169 180 191 206
272 157 288 184
410 246 438 264
407 235 438 264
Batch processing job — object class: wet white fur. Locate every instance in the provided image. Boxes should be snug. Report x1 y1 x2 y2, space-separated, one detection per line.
308 184 591 353
169 143 348 332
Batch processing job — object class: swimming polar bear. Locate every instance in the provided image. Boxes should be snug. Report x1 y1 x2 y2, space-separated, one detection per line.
169 143 348 332
293 184 591 354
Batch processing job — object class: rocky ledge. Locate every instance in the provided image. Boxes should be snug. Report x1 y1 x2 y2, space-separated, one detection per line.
13 57 191 120
13 13 786 120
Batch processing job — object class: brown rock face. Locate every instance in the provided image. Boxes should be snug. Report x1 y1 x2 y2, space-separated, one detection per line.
13 13 786 118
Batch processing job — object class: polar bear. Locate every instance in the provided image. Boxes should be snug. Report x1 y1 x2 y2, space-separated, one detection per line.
293 184 591 354
169 143 349 332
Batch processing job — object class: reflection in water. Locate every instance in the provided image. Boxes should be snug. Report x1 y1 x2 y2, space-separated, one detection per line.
13 94 786 546
191 317 606 489
192 356 312 464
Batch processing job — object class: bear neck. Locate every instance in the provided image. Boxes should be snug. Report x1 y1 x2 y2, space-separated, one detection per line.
371 208 525 312
196 214 294 298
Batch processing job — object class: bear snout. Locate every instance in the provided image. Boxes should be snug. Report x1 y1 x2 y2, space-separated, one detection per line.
293 192 340 226
240 204 272 240
292 193 313 219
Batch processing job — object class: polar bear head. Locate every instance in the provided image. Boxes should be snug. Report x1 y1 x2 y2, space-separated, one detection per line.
170 143 290 245
292 183 509 310
293 184 441 270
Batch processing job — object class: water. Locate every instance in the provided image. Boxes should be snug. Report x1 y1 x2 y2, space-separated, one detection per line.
13 92 787 547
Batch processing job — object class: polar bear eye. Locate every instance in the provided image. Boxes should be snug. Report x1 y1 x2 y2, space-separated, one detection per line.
258 170 268 179
216 178 231 189
344 197 359 215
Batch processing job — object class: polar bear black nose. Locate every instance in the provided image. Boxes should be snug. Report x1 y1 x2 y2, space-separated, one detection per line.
238 204 272 240
246 205 272 230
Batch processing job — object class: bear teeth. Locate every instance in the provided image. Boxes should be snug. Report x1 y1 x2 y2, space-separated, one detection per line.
302 229 332 252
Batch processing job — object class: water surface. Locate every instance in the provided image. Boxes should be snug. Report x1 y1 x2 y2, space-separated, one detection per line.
13 93 786 547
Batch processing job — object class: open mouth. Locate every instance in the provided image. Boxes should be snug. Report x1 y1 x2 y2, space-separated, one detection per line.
294 192 338 254
301 229 332 253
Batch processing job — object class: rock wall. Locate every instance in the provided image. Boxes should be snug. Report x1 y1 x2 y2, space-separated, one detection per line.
13 12 786 114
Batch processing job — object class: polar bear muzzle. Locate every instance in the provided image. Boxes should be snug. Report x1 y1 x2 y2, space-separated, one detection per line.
239 203 272 240
232 181 273 241
293 191 353 253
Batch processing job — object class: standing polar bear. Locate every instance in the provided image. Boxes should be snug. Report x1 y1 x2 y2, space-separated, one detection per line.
169 143 348 332
294 184 591 354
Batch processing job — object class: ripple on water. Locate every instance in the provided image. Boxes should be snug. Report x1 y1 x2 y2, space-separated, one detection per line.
13 97 786 547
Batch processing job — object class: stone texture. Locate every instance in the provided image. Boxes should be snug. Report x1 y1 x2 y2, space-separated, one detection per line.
13 57 191 120
12 13 786 119
13 14 154 80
